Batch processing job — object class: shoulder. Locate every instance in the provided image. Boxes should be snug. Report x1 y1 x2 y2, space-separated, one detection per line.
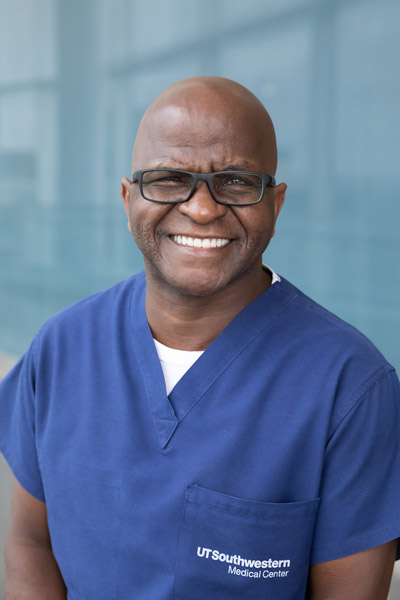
278 276 389 369
34 271 145 356
274 277 397 434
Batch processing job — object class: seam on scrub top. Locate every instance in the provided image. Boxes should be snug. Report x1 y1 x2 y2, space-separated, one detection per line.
0 438 46 502
175 290 299 425
326 364 395 443
170 489 192 599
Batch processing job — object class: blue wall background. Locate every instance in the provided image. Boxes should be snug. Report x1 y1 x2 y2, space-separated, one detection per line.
0 0 399 369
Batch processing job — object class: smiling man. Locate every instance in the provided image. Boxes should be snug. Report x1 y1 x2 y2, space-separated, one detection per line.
1 77 400 600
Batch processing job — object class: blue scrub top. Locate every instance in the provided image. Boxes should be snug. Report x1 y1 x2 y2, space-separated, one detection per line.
1 271 400 600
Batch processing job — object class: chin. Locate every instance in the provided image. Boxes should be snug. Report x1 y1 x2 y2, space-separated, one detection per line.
157 268 233 299
170 278 227 298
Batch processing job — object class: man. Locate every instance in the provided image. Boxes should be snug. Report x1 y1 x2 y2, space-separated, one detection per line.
1 76 400 599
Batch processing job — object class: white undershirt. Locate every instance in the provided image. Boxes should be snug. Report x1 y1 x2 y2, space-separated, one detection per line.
153 265 280 395
153 339 203 396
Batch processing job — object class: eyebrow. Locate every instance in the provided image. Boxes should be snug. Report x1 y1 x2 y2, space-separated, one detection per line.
220 163 255 171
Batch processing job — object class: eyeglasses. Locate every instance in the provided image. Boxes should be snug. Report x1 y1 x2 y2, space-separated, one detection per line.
131 169 276 206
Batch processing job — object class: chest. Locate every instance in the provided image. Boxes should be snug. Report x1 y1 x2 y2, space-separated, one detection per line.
36 343 333 600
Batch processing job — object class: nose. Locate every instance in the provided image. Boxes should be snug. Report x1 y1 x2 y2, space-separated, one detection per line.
177 180 228 224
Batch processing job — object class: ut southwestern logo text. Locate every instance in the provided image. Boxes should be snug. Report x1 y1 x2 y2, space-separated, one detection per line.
196 547 291 579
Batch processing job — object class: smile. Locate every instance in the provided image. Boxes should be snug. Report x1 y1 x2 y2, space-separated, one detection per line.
171 235 230 248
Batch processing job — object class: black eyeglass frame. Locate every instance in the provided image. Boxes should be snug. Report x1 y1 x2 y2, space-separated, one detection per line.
131 169 276 206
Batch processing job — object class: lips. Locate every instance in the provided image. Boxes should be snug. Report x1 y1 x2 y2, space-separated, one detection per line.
171 235 230 248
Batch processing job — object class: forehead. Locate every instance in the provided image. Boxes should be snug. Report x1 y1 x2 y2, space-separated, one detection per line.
133 102 273 173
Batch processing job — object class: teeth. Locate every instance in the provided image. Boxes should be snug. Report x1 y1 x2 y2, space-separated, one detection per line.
172 235 230 249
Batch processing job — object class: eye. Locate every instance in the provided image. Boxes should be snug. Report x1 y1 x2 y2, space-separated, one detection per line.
213 173 263 201
219 174 255 188
156 175 182 182
143 171 191 186
226 176 249 186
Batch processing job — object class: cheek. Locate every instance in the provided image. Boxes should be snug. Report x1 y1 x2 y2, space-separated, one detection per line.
128 200 170 254
238 204 276 249
130 213 155 256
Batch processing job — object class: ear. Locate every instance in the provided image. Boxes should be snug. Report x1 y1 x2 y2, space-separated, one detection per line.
121 177 132 232
271 182 286 237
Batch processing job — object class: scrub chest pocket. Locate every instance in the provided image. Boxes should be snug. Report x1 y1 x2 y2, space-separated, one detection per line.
172 485 320 600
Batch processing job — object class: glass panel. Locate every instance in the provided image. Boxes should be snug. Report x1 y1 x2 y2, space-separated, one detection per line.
0 0 56 83
219 0 310 25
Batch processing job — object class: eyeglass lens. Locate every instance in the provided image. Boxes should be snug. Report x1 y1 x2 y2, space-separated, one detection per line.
141 170 263 205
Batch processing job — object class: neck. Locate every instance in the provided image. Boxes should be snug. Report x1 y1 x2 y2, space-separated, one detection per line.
145 266 271 351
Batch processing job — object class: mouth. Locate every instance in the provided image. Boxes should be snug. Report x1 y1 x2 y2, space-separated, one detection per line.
171 235 231 249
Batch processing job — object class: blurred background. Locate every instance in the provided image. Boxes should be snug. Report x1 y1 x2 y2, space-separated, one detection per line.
0 0 399 597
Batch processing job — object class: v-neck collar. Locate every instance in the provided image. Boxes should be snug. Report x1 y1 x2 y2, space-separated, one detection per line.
129 271 297 449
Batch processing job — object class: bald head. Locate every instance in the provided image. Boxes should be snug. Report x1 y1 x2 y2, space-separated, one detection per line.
132 76 278 175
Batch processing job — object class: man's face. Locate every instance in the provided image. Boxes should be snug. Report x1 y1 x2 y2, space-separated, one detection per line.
122 99 285 299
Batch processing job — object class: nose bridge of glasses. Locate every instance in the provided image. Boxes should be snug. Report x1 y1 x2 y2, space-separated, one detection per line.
179 173 228 221
189 172 216 203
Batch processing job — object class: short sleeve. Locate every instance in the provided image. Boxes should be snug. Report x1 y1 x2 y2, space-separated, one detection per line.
311 368 400 564
0 337 45 502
